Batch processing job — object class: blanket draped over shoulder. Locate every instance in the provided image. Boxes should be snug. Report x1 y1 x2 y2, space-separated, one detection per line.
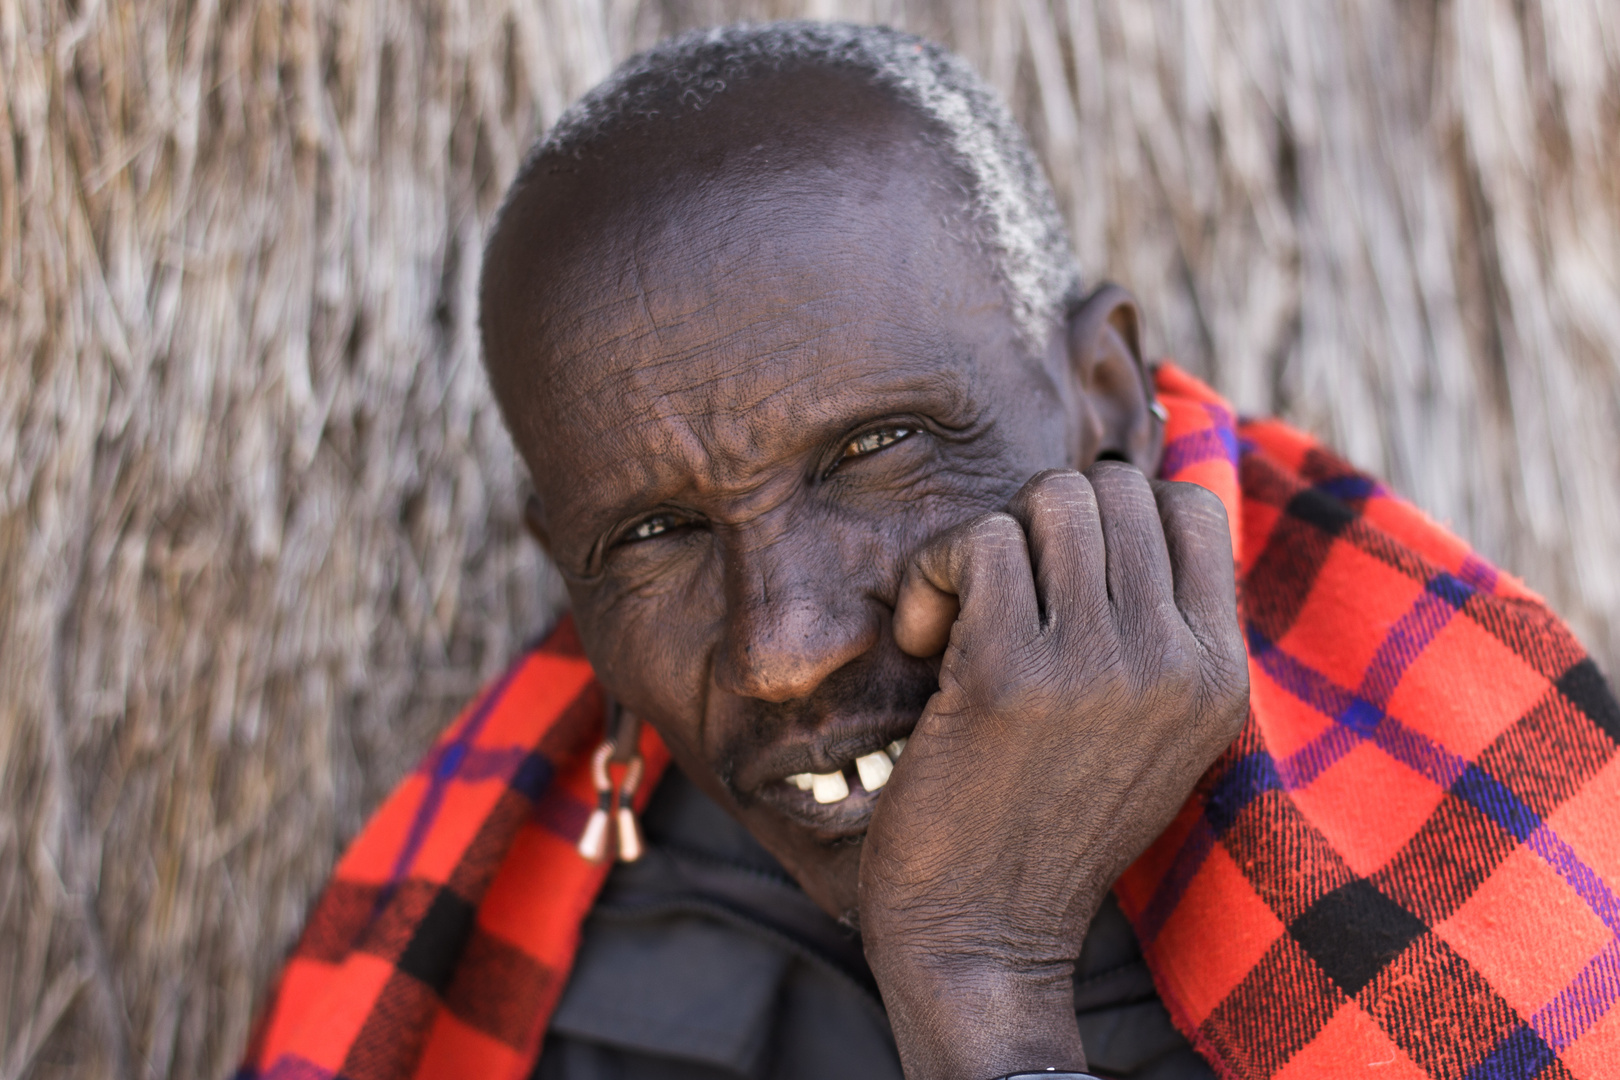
239 366 1620 1080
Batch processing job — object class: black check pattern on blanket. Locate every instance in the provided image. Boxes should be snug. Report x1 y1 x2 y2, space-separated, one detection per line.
1119 385 1620 1079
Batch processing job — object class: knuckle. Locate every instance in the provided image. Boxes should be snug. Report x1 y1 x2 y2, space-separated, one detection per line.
1025 470 1096 519
1087 661 1132 708
1026 467 1088 496
1086 460 1157 513
1161 480 1231 531
971 509 1019 536
988 662 1075 721
1011 468 1068 505
1086 458 1146 487
965 511 1025 555
1156 477 1209 502
954 638 1068 718
1152 638 1201 702
979 676 1036 719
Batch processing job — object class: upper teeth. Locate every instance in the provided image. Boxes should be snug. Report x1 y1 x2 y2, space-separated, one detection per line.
811 771 849 803
787 739 907 804
855 751 892 792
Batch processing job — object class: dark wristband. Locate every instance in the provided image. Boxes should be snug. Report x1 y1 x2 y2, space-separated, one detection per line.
992 1074 1101 1079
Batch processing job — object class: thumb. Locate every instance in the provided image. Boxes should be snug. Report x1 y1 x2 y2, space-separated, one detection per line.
892 511 1037 657
894 571 959 657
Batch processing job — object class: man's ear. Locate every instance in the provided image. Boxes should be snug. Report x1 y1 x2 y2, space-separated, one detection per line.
523 492 553 554
1065 283 1160 474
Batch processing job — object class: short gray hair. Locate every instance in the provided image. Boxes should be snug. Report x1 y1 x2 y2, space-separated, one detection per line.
505 21 1080 351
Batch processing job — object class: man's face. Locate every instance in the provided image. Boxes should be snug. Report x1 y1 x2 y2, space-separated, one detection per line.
484 98 1109 920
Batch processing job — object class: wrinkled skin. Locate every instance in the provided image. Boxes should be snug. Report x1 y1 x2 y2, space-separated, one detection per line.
481 69 1249 1079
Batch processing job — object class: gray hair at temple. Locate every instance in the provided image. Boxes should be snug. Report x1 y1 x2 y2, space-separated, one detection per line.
500 21 1081 352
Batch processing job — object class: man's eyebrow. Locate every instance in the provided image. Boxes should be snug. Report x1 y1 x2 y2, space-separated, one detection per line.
566 366 978 540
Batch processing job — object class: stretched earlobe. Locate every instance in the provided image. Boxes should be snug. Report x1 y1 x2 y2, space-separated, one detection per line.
1065 284 1161 475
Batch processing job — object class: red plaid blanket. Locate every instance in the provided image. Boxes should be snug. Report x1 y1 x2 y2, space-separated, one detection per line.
240 366 1620 1079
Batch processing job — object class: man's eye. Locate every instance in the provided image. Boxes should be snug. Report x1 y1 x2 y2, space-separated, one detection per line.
841 426 916 460
624 514 682 543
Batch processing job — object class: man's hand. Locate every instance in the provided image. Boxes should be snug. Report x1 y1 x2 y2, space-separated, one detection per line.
859 464 1249 1080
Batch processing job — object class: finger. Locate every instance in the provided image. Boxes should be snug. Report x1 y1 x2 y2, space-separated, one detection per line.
1003 469 1109 631
894 574 958 657
1152 480 1240 654
1086 461 1176 626
894 512 1040 657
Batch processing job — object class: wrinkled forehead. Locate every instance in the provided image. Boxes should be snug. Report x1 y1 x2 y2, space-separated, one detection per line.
488 147 1023 456
514 175 1014 526
548 183 980 409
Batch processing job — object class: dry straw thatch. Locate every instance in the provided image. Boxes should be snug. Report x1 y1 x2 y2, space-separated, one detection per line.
2 0 1617 1076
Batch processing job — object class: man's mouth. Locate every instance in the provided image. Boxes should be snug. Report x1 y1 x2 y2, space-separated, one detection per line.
754 736 909 841
786 737 908 802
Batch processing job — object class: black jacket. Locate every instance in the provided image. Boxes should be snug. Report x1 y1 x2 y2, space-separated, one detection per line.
536 769 1213 1080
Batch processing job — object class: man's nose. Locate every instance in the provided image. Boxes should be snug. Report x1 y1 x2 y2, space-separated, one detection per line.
713 535 878 703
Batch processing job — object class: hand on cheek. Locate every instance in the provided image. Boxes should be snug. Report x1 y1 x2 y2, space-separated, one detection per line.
860 463 1249 1080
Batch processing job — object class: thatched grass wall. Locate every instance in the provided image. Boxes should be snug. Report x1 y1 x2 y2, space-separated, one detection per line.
2 0 1616 1076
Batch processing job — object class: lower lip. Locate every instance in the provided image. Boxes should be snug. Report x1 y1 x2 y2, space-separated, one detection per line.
755 775 883 842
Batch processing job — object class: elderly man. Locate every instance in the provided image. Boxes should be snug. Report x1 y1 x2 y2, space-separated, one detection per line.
240 23 1620 1080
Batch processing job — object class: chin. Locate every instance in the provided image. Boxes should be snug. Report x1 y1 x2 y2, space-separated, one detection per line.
749 808 869 923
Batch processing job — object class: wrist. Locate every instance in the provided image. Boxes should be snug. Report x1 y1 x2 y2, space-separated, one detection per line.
865 948 1085 1080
